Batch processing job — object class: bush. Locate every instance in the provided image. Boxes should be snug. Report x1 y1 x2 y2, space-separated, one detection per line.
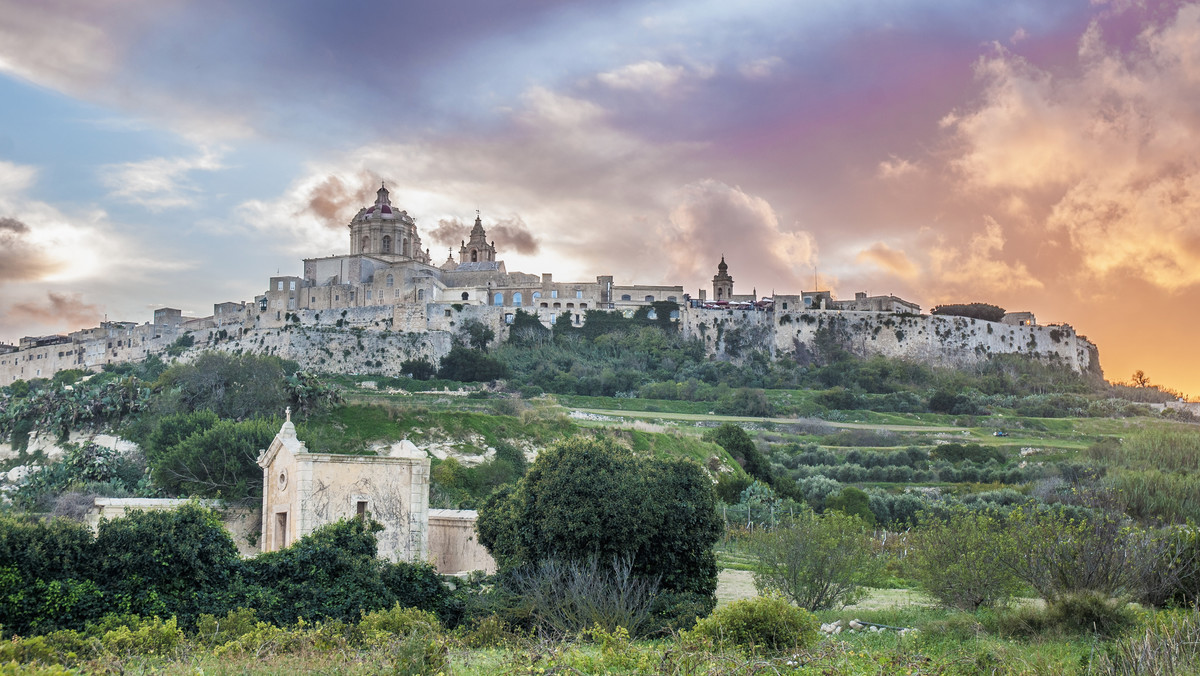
685 595 819 654
92 504 241 625
100 616 184 656
508 556 661 638
748 509 882 610
825 487 876 525
400 359 437 380
437 346 508 382
703 424 773 485
909 507 1021 611
991 592 1138 639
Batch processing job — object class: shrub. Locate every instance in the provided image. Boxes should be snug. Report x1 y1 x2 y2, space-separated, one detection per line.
437 346 507 382
100 616 185 656
400 359 437 380
92 503 241 625
508 556 661 638
477 437 722 599
703 424 773 485
825 487 876 525
685 595 819 654
748 509 882 611
909 507 1021 611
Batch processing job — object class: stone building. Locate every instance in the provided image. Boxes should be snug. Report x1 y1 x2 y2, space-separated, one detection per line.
256 413 494 573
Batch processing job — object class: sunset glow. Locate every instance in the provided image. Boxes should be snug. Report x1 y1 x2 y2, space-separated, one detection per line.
1 1 1199 395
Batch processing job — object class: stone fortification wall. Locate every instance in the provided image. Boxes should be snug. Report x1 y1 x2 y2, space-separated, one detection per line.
177 323 454 376
679 308 1101 375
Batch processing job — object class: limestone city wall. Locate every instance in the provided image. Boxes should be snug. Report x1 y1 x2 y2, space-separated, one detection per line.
679 307 1100 374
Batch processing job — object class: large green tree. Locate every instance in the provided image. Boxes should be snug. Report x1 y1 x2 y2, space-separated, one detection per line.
476 436 722 597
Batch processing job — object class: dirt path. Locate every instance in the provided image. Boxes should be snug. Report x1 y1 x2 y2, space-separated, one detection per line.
570 408 966 433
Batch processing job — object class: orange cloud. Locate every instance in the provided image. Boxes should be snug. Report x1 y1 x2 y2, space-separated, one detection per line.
856 242 918 280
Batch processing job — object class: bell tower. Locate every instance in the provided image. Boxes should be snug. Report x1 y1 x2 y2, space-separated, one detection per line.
712 256 734 301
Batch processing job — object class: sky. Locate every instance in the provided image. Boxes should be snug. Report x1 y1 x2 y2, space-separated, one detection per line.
1 0 1197 396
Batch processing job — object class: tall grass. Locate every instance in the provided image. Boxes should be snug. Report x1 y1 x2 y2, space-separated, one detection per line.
1105 470 1200 524
1089 426 1200 473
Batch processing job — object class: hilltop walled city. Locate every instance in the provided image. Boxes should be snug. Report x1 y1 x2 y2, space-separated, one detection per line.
0 184 1101 386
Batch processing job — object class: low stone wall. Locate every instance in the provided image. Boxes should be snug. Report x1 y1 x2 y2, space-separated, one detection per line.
427 509 496 574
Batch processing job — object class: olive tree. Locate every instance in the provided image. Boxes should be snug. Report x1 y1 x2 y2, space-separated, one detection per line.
748 509 881 611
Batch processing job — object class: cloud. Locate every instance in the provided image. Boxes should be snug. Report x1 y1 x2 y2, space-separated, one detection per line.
0 217 64 282
101 146 226 209
427 218 470 249
301 171 384 229
930 217 1042 293
941 5 1200 291
877 155 920 180
857 242 918 279
489 215 540 255
597 60 688 94
8 291 101 327
739 56 783 80
658 180 816 289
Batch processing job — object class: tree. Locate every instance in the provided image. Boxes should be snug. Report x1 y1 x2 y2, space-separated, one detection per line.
703 423 773 485
476 436 722 597
437 346 508 382
149 417 279 498
825 487 876 526
748 509 882 611
930 303 1006 322
156 352 297 420
458 319 495 352
909 506 1021 611
1131 370 1151 388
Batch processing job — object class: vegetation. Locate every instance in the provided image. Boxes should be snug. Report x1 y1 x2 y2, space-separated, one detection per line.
748 509 882 610
6 316 1200 672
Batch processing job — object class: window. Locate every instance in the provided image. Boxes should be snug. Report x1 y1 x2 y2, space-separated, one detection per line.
334 294 339 301
382 236 392 253
289 281 296 291
288 298 295 309
311 296 316 303
645 295 654 302
574 314 581 324
580 303 587 309
356 501 368 520
540 302 548 308
532 291 541 300
782 302 788 310
576 290 583 298
417 289 424 300
513 292 523 305
621 294 631 301
445 309 452 317
386 275 394 287
461 292 469 301
505 314 514 324
366 290 372 300
277 281 284 291
361 236 369 252
395 289 400 298
667 296 677 302
493 292 504 306
567 303 574 308
553 302 561 309
551 290 558 298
